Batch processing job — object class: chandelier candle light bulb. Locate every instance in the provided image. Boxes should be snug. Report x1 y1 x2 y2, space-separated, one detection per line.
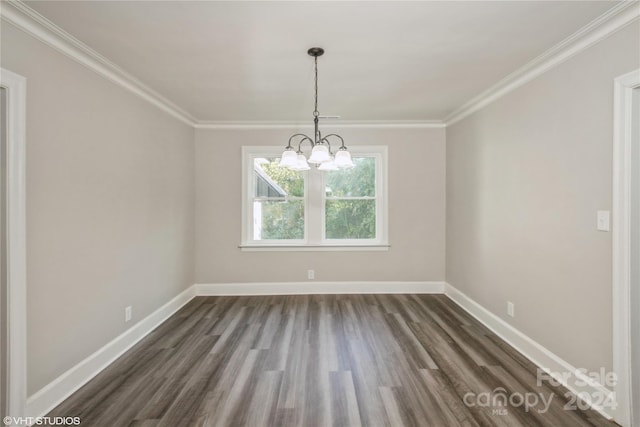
279 47 354 171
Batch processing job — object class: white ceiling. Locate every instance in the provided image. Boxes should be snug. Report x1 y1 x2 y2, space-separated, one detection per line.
25 1 619 123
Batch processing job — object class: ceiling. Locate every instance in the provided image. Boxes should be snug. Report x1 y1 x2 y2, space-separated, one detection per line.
25 1 620 123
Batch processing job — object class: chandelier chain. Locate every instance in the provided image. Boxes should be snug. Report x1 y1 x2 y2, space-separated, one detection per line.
314 56 319 116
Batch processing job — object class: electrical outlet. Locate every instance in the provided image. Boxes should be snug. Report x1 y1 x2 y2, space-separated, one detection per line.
507 301 515 318
125 306 132 322
308 269 315 280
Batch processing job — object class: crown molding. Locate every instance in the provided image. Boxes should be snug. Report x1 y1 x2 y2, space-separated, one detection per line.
194 120 446 130
1 0 198 127
444 1 640 126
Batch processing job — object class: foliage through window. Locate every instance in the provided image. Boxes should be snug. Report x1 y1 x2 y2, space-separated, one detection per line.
325 157 376 239
242 146 387 247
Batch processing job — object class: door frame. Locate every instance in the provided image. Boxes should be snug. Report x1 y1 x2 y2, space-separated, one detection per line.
0 68 27 418
612 68 640 427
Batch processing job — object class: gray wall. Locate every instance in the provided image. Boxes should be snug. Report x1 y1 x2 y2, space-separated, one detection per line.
195 127 446 283
446 23 640 375
1 24 195 395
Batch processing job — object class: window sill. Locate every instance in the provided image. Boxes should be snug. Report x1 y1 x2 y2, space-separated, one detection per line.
238 244 390 252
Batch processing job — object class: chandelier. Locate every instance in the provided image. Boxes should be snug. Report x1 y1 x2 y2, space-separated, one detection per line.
279 47 354 171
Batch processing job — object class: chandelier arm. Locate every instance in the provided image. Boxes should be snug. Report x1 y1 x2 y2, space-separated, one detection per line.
286 133 312 149
320 137 334 154
296 136 314 152
322 134 346 150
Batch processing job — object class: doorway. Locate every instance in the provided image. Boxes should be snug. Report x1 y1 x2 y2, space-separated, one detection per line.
613 69 640 427
1 86 7 421
630 85 640 427
0 68 27 420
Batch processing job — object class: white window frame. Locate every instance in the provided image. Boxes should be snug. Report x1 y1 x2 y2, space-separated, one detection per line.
241 146 388 251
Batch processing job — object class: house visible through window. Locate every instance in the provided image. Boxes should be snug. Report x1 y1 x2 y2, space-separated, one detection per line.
242 146 388 248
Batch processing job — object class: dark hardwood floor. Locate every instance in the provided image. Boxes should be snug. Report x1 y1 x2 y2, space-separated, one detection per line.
47 294 618 426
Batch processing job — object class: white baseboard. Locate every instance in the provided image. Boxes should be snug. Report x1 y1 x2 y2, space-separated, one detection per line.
195 281 445 296
25 285 197 419
444 282 614 420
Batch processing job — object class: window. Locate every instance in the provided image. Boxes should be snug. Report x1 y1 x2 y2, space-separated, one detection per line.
241 146 388 249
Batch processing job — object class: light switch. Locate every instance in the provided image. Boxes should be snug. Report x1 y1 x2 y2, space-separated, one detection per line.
597 210 610 231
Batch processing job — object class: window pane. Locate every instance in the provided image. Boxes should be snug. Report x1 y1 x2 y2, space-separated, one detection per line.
254 200 304 240
325 157 375 197
325 200 376 239
254 158 304 197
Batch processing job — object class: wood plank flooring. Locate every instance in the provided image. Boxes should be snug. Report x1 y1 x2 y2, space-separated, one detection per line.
46 295 618 426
